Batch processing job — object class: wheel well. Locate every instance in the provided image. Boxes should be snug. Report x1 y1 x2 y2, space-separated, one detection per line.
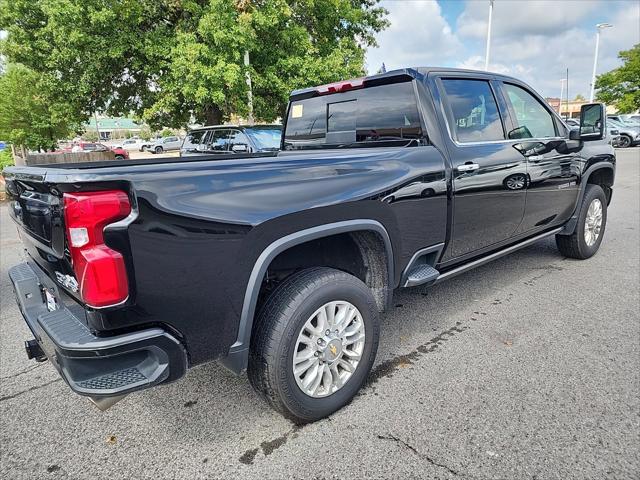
257 230 390 314
587 168 614 203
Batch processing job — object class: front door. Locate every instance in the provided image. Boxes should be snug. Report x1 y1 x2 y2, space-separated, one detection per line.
498 82 582 233
436 76 528 259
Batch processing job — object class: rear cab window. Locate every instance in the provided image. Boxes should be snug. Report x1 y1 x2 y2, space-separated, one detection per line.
283 81 424 150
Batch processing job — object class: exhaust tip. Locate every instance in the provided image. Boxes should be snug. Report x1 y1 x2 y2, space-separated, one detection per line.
88 395 126 411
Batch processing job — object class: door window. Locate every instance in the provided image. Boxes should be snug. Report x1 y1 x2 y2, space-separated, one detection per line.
441 79 505 143
228 130 250 150
207 129 231 152
503 83 556 139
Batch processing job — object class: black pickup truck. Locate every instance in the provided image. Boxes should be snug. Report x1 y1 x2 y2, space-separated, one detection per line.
4 68 615 423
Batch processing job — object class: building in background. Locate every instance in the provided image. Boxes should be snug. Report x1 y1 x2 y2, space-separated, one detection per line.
84 116 143 140
546 97 617 119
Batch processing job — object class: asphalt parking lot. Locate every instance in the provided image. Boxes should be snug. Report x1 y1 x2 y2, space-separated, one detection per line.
1 148 638 480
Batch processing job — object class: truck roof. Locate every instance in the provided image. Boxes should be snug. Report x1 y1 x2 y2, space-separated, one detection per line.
289 67 526 101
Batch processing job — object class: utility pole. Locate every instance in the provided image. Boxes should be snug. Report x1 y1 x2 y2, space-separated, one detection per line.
558 78 566 116
244 50 254 125
484 0 495 71
93 111 101 140
590 23 613 102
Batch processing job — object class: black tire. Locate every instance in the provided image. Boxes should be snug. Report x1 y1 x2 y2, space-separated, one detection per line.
154 146 163 154
617 135 632 148
248 267 379 423
556 184 607 259
115 155 124 160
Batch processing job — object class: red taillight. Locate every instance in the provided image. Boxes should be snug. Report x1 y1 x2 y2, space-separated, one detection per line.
316 78 365 95
63 191 131 308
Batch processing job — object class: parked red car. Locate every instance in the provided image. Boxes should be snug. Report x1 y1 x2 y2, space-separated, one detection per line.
60 142 129 160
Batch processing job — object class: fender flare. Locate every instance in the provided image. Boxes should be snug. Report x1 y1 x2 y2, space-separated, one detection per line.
561 163 614 235
219 219 394 374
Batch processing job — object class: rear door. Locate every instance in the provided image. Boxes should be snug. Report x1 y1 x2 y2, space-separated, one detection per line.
435 74 528 259
498 81 581 233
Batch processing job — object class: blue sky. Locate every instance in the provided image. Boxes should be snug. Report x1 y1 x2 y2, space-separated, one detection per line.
366 0 640 99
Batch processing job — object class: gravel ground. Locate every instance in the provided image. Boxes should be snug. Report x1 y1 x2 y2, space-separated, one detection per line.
1 148 638 480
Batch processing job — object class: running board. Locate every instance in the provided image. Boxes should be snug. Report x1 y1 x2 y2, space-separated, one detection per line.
434 227 563 284
404 264 440 288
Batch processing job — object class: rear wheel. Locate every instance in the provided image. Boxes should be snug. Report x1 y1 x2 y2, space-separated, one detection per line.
248 267 379 423
154 146 163 154
556 184 607 259
115 154 124 160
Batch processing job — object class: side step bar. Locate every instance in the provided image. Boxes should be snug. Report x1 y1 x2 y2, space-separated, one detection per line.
434 227 563 284
401 227 563 288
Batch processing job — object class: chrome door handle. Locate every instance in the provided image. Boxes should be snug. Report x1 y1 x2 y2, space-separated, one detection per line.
528 155 544 161
457 163 480 172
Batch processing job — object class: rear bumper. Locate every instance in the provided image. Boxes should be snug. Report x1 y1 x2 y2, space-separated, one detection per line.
8 262 188 399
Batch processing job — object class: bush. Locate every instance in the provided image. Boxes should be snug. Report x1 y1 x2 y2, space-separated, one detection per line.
161 128 175 137
82 130 100 142
0 148 14 171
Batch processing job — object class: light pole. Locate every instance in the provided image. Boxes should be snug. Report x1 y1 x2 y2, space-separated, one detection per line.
558 78 566 116
589 22 613 102
484 0 495 71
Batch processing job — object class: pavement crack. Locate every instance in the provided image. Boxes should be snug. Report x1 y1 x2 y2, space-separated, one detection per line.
0 378 62 402
366 321 470 386
377 434 461 477
0 363 45 380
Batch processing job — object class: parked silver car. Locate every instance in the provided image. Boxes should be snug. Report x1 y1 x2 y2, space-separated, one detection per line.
607 118 640 148
150 135 182 154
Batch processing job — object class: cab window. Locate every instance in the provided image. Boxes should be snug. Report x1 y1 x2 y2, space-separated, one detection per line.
441 79 505 143
503 83 556 139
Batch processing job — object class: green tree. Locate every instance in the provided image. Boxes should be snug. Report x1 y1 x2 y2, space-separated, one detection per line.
0 64 75 150
595 44 640 113
0 0 388 128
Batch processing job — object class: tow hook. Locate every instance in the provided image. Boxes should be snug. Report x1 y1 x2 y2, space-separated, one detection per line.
24 339 47 362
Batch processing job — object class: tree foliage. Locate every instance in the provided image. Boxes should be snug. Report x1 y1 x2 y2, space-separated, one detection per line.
0 0 388 129
0 64 75 150
596 44 640 113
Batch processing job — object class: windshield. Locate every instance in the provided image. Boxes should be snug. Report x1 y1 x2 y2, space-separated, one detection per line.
283 81 423 150
245 127 282 150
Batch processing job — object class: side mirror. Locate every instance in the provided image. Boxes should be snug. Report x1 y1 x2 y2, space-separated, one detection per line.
579 103 606 141
231 144 249 153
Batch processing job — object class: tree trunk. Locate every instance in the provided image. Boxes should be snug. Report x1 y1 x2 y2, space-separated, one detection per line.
204 105 223 126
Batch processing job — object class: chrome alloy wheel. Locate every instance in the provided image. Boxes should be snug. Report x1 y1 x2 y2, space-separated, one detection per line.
584 198 603 246
292 301 365 398
506 175 526 190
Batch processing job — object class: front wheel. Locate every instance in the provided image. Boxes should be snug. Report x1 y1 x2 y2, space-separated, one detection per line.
248 267 379 423
617 135 632 148
556 184 607 259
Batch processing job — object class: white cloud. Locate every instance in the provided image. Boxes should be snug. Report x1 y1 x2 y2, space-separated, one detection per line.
366 0 462 72
367 0 639 99
456 0 601 39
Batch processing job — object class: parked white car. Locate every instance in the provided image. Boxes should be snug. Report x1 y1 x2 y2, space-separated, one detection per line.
150 136 182 154
116 138 143 151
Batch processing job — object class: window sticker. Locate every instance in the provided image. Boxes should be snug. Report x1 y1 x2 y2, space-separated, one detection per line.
291 104 304 118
